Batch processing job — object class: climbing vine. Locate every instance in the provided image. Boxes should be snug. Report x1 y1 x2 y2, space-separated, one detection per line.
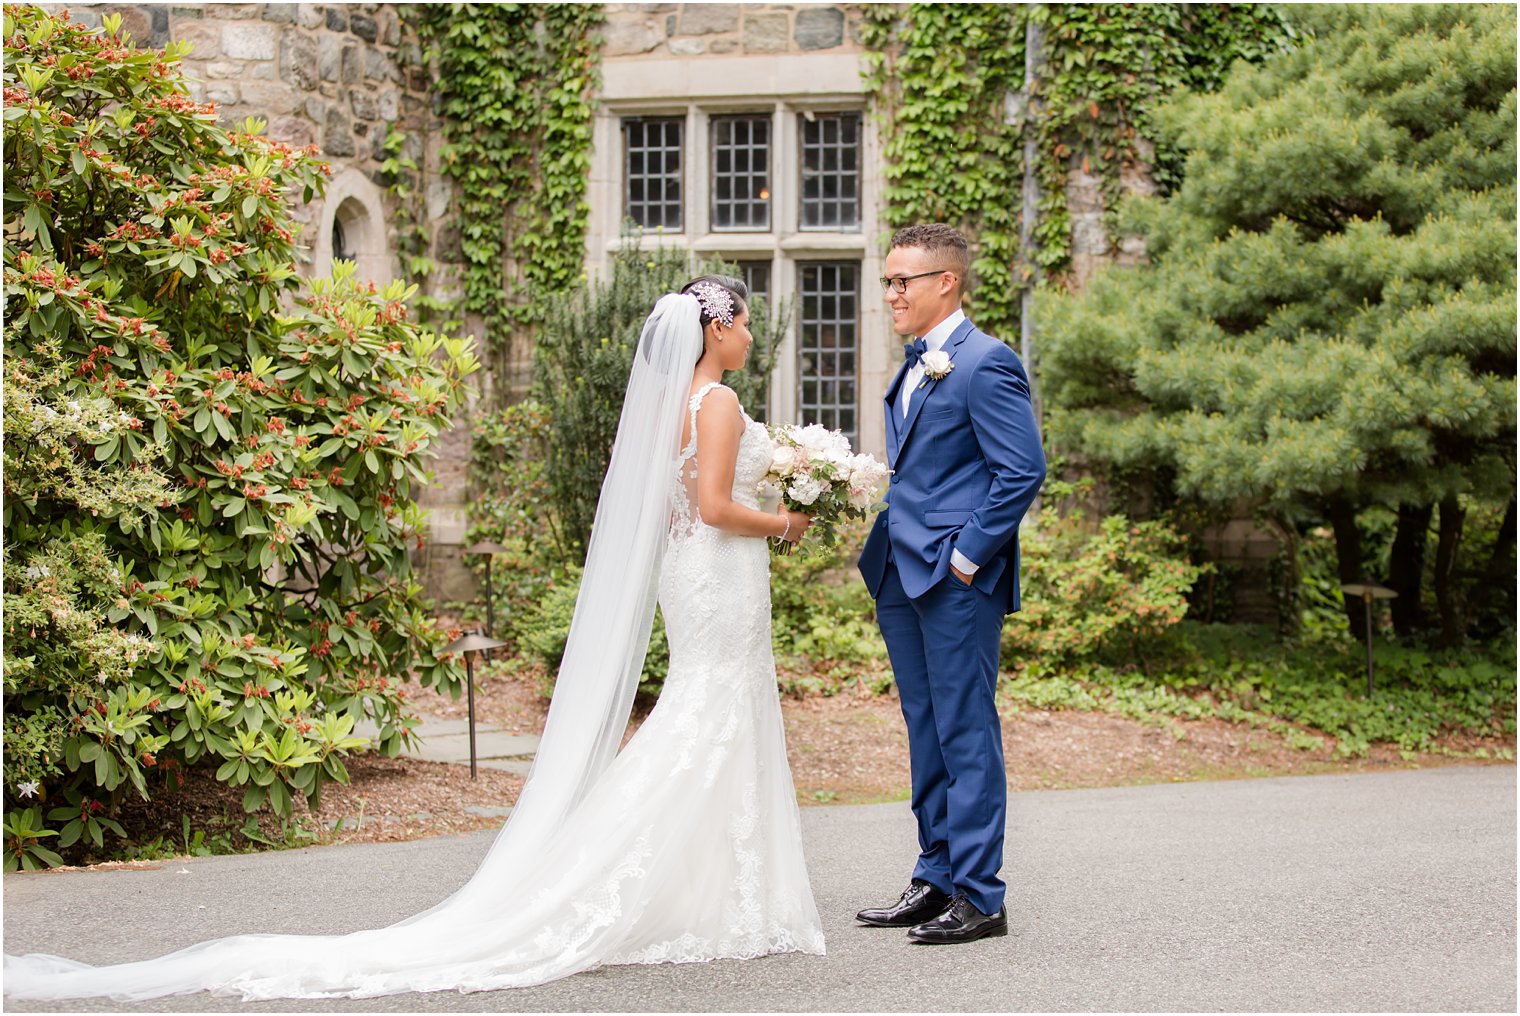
859 4 1025 336
862 4 1297 336
409 4 603 403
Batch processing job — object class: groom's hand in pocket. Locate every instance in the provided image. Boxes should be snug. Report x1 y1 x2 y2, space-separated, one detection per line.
950 564 974 586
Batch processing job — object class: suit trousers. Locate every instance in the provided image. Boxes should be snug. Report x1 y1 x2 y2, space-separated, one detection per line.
875 552 1010 916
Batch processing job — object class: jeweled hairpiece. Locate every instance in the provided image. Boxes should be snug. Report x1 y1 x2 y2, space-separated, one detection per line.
688 281 735 328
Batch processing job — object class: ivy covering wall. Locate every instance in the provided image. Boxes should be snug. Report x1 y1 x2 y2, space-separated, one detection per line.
861 3 1297 339
410 3 604 402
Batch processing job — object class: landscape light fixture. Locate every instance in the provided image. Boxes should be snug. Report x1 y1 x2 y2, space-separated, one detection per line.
442 632 508 779
1340 581 1398 698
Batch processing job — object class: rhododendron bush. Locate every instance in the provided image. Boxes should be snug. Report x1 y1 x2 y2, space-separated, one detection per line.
2 6 477 858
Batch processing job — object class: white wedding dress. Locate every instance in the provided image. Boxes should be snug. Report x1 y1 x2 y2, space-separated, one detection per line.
4 367 824 998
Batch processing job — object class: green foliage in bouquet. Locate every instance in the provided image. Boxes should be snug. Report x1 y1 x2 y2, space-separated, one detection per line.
1038 4 1516 641
764 425 889 556
2 7 476 857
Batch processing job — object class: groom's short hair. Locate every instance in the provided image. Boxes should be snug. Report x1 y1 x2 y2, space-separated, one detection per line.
890 224 970 285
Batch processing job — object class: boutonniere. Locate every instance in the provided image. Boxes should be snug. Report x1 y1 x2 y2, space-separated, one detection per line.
920 350 954 382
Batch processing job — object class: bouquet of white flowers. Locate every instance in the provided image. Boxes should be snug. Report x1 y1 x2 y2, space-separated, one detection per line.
761 423 890 552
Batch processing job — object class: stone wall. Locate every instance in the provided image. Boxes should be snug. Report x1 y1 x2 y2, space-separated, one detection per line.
63 4 434 228
602 3 865 58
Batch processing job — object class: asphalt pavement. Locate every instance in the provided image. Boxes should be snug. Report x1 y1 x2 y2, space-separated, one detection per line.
3 765 1514 1012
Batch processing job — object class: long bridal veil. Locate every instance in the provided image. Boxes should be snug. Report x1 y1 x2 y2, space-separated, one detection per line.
3 294 706 1001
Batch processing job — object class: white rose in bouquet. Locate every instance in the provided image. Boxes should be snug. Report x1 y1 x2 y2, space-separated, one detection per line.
795 424 846 457
848 454 889 491
770 444 798 476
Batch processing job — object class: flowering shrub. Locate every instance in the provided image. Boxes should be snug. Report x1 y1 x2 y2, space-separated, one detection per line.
1003 509 1207 668
2 6 477 855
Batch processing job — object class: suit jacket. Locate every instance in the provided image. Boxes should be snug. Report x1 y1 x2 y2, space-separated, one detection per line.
858 316 1046 614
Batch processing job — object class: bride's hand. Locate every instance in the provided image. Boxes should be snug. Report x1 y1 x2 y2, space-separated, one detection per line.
778 506 811 544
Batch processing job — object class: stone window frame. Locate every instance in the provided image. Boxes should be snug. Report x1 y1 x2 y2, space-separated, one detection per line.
591 94 883 444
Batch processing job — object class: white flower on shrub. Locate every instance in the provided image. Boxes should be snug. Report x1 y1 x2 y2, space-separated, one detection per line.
22 564 50 581
17 780 39 798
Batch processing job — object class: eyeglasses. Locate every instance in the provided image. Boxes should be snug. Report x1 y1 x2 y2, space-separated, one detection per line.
879 270 949 294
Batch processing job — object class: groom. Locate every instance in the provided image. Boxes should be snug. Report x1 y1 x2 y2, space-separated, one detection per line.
857 224 1046 944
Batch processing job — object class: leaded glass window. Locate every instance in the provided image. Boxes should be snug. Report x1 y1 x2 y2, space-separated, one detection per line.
712 116 771 230
624 117 683 230
739 261 773 422
799 112 860 231
797 262 858 443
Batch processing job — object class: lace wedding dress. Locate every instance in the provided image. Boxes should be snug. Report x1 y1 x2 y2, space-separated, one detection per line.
4 369 824 999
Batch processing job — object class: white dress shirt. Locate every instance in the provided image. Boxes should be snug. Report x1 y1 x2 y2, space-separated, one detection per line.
899 309 979 578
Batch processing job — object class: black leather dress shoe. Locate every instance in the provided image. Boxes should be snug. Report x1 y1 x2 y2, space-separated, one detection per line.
907 894 1008 944
855 879 952 928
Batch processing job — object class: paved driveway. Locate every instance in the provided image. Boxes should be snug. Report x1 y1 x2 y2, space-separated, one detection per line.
5 766 1514 1012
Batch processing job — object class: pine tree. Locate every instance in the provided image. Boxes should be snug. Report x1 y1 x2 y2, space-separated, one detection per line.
1039 4 1516 640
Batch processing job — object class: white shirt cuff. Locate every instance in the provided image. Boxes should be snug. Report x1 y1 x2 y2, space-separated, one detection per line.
951 549 979 575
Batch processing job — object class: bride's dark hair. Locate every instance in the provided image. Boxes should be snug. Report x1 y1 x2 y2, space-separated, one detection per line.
680 274 748 329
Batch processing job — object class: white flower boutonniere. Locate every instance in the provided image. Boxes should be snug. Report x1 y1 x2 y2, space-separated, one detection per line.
921 350 954 381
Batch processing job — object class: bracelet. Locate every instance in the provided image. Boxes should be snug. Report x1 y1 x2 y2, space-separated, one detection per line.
779 516 791 542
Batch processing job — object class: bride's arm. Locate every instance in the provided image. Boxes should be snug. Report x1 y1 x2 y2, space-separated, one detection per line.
694 386 810 543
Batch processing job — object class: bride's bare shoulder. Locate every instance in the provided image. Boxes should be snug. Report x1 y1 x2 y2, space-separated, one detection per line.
690 382 739 412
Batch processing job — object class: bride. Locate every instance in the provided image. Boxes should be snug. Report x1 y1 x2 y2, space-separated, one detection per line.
4 276 826 1001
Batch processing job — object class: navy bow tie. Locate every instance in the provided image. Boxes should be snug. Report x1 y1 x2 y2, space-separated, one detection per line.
903 337 928 368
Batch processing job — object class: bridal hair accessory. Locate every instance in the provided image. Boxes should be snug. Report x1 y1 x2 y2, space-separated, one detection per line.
688 281 736 328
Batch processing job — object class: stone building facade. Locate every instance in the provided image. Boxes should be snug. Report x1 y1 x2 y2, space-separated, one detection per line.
65 1 889 601
54 2 1277 614
590 3 892 456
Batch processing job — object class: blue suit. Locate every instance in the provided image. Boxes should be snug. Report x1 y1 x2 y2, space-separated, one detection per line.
858 316 1045 915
